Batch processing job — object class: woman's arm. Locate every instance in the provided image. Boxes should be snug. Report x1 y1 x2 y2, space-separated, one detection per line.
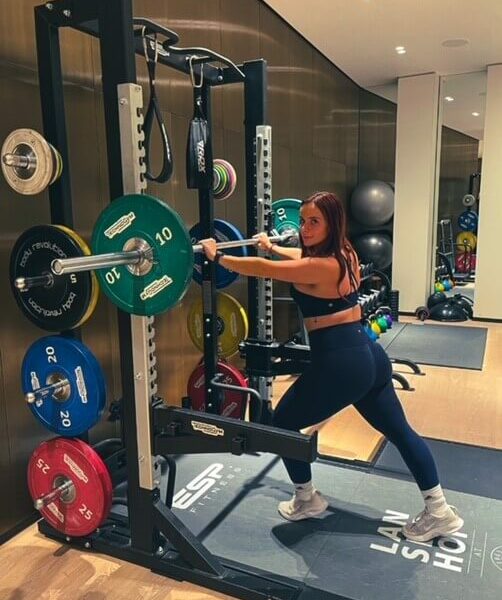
217 253 337 285
268 245 302 260
253 232 301 260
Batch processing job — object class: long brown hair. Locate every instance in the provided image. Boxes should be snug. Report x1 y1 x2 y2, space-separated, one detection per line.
301 191 359 292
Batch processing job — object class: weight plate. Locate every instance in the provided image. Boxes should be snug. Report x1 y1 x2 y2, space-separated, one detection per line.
190 219 248 289
214 159 237 201
462 194 476 207
54 225 100 328
457 210 478 232
1 129 57 195
271 198 302 235
28 438 112 537
456 231 477 251
48 143 64 185
213 163 227 195
10 224 96 331
92 194 194 315
187 361 248 419
187 292 249 358
455 253 470 273
22 335 106 436
212 166 222 193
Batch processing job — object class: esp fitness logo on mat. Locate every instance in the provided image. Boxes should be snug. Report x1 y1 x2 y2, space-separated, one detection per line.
172 463 242 513
370 509 476 575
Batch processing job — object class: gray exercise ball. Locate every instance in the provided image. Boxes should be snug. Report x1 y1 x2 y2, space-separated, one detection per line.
351 180 394 227
354 233 393 270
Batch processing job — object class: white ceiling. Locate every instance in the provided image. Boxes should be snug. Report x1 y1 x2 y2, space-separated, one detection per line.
264 0 502 140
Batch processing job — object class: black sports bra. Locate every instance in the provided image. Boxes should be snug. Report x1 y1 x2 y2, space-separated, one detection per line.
290 285 359 318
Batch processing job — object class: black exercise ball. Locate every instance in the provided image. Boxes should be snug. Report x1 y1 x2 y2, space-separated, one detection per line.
353 233 393 270
427 292 447 310
450 294 473 320
351 180 394 227
429 301 468 322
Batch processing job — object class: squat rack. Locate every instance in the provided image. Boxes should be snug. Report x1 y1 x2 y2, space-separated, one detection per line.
33 1 315 599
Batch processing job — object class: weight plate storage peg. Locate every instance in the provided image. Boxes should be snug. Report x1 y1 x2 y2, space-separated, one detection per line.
187 292 249 358
22 336 106 436
1 128 63 195
27 437 113 537
10 224 98 331
92 194 194 315
187 361 248 419
190 219 248 289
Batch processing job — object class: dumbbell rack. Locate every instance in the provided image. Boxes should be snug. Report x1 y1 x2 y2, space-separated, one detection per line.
31 2 313 600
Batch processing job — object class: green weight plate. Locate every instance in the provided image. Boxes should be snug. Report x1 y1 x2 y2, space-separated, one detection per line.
187 292 249 358
271 198 302 235
92 194 194 315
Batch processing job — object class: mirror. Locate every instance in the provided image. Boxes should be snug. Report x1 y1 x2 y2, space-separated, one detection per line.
435 71 486 315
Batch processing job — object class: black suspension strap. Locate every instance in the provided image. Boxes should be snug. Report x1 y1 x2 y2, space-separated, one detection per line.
142 29 173 183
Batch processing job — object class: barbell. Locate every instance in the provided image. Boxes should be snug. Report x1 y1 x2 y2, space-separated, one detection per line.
13 193 298 316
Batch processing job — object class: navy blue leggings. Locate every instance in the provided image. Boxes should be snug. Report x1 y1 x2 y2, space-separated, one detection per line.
272 322 439 490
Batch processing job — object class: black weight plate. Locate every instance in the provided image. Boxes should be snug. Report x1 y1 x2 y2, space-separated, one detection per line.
10 225 94 331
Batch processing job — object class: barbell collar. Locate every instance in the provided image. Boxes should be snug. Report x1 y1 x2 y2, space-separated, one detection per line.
52 249 145 275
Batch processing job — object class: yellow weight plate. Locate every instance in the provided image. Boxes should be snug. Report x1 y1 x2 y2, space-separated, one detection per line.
48 143 64 184
54 225 100 327
187 292 249 358
456 231 477 251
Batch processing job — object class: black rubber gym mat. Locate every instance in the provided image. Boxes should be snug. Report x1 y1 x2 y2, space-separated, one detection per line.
373 438 502 500
376 321 407 350
168 453 502 600
383 322 487 369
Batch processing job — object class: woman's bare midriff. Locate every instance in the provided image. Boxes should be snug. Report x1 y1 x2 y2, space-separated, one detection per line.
303 304 362 333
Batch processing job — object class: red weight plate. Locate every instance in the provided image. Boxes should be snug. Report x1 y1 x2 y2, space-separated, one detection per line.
27 438 112 537
187 361 248 419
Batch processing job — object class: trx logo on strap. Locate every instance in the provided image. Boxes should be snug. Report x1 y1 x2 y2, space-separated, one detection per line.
196 140 206 174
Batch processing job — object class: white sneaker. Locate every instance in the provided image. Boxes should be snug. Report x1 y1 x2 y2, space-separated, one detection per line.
278 490 329 521
402 505 464 542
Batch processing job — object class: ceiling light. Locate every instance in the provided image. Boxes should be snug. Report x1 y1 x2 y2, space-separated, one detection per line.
442 38 469 48
395 46 406 54
444 96 454 102
472 112 480 117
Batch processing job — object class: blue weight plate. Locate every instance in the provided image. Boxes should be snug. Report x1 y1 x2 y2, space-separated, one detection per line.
22 336 106 436
457 210 478 232
190 219 248 289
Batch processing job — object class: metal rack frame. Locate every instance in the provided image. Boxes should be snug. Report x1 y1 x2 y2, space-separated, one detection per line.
32 2 317 599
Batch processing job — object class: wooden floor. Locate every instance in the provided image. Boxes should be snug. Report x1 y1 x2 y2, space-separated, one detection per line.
2 317 502 600
0 524 233 600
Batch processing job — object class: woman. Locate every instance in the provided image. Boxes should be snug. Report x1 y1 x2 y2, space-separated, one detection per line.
200 191 463 543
